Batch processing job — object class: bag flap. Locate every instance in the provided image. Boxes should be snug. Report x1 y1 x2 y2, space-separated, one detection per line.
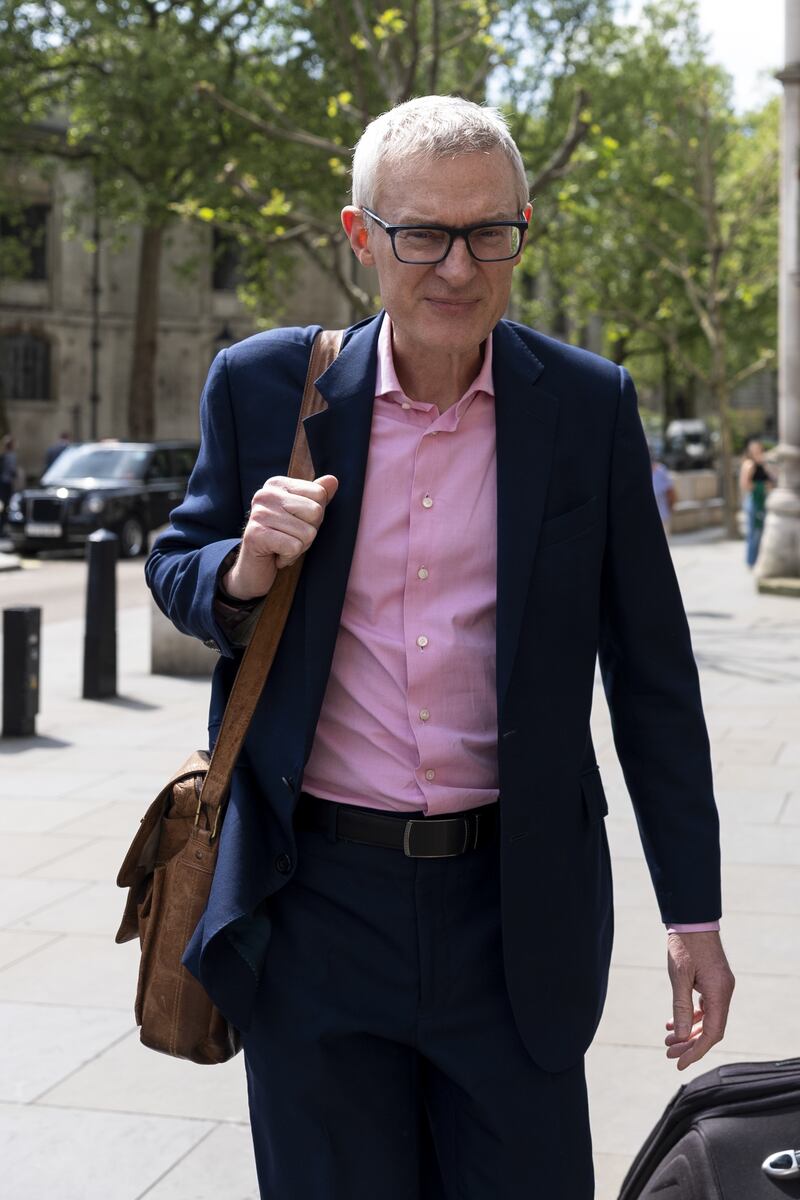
115 749 210 889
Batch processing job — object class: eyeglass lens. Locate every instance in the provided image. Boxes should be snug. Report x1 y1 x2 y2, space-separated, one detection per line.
394 225 522 262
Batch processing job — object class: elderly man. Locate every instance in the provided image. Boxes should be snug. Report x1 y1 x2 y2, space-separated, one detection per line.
147 96 734 1199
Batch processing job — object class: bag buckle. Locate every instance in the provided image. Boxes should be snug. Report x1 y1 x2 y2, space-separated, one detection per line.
194 789 221 840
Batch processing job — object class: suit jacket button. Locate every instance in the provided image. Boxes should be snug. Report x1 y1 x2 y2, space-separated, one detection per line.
275 853 293 875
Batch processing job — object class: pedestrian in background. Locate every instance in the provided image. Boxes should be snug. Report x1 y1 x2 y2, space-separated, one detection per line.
0 434 18 534
651 445 677 535
44 430 72 472
739 438 776 568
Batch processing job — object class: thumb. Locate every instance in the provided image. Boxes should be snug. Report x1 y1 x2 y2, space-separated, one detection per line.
672 983 695 1041
314 474 339 505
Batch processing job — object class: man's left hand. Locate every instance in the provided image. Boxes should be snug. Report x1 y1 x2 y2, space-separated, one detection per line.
665 931 735 1071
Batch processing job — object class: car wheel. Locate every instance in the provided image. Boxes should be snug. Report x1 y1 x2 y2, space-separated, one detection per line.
118 515 148 558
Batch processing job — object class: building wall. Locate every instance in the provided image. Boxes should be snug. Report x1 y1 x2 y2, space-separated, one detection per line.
0 161 361 481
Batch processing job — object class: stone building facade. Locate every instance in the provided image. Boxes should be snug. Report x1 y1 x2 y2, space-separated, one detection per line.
0 160 357 482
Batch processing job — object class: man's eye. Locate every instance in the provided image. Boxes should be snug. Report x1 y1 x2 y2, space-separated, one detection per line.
405 229 440 242
474 227 503 240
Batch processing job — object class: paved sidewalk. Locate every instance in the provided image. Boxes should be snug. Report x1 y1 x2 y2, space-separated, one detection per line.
0 534 798 1199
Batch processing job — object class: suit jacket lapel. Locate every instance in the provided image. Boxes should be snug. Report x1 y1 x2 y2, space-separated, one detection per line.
300 314 383 753
492 321 559 722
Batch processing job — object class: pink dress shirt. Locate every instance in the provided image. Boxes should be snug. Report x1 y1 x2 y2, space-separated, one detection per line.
303 315 499 816
275 316 718 934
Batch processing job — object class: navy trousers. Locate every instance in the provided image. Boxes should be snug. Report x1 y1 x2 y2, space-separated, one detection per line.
241 808 595 1199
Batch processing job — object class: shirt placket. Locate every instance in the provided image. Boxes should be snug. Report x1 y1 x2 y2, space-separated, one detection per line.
403 409 450 814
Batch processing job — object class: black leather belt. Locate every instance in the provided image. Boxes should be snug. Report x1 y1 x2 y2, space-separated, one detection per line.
296 792 499 859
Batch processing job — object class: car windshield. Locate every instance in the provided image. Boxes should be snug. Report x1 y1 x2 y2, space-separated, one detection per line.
41 445 150 483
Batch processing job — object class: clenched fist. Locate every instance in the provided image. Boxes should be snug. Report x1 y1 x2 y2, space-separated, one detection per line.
222 474 339 601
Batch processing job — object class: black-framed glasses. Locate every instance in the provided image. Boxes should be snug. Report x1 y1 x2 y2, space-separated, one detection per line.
361 207 529 264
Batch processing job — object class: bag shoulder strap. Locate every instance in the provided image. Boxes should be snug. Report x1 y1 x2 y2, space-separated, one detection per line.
200 328 344 810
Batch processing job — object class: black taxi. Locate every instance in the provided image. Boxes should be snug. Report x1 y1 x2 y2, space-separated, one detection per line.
5 440 198 557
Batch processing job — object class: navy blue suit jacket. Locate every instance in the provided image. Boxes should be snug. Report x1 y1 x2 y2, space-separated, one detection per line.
146 311 721 1072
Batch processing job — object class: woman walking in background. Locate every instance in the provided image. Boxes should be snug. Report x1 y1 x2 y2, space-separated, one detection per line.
739 438 776 568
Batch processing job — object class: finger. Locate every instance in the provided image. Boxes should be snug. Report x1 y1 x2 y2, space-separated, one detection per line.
276 491 326 526
264 530 306 563
251 506 316 545
665 1018 703 1045
260 476 337 507
671 1030 718 1071
665 1008 704 1030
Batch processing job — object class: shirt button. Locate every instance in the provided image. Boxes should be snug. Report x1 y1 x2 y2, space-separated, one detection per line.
402 402 411 410
275 853 293 875
425 769 436 781
417 567 429 580
416 635 429 648
419 708 430 721
422 495 433 509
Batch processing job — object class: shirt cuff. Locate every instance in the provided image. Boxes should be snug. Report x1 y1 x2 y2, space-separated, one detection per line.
665 921 721 934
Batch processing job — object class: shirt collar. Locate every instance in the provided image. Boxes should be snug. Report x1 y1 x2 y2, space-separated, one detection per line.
375 314 495 407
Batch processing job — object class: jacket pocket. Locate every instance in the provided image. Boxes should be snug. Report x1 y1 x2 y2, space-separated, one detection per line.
540 495 598 548
580 766 609 824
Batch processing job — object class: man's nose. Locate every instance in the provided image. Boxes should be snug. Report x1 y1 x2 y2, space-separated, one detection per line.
435 235 477 283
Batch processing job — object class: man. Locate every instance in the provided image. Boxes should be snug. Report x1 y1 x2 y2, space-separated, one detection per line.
43 430 71 472
147 96 734 1198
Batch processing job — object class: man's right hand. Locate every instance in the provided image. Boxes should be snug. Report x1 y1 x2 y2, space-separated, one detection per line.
221 474 339 601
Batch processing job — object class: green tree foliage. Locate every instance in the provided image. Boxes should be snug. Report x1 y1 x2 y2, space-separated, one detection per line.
185 0 611 318
1 0 608 434
515 0 779 530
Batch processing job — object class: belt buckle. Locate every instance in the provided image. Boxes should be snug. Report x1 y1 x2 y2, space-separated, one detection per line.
402 813 478 858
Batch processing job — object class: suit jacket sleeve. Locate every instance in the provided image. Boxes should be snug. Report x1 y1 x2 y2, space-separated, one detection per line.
145 348 245 659
597 366 721 925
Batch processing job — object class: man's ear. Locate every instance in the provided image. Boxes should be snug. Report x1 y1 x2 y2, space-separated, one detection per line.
523 202 533 223
341 206 375 266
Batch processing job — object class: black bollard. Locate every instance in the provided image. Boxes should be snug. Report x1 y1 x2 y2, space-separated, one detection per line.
2 607 41 737
83 529 118 699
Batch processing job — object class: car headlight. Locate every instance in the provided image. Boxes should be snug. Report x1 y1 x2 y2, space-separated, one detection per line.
7 493 22 514
84 496 106 515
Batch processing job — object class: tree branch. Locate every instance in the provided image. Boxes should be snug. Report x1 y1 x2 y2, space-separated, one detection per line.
728 351 776 391
528 88 591 196
195 82 344 157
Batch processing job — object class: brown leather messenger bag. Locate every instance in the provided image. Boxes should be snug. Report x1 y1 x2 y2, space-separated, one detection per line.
115 329 344 1064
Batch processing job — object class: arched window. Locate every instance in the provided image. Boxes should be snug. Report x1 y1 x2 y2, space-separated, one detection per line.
0 331 51 401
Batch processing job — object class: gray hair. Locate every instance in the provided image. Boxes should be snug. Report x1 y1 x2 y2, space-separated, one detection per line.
351 95 529 212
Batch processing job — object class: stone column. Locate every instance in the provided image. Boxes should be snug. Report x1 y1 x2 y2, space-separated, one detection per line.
756 2 800 586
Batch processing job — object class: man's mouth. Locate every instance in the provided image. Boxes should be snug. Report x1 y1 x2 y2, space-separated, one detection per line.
426 297 480 307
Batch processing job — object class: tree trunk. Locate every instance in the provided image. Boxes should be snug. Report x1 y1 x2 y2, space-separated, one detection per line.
127 222 163 440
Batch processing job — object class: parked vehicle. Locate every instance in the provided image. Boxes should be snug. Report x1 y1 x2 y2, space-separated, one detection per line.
662 419 715 471
5 440 198 558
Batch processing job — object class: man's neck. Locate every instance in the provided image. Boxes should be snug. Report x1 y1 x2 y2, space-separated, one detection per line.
391 327 483 413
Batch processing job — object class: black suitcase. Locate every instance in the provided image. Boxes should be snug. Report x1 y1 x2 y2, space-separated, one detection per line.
618 1058 800 1199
